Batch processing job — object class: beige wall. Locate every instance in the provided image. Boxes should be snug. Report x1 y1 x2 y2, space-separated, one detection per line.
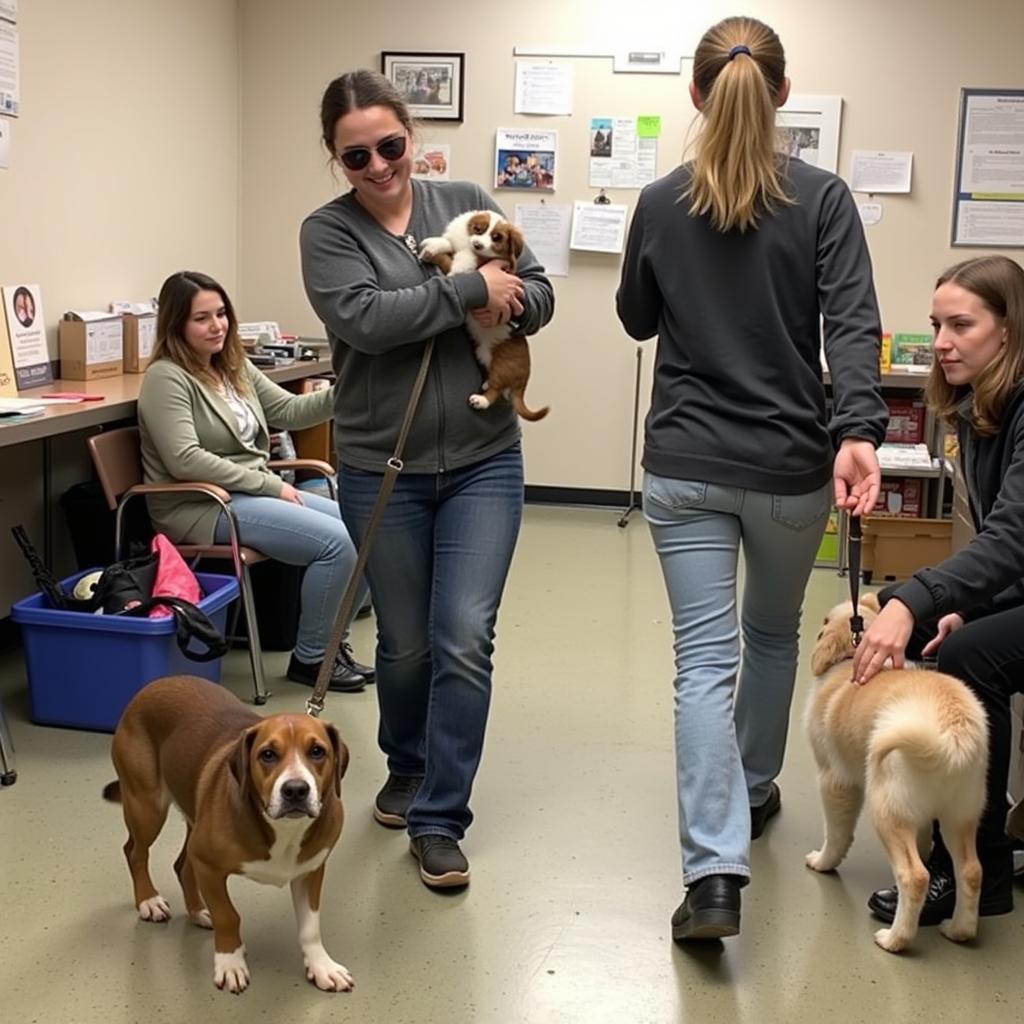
238 0 1024 491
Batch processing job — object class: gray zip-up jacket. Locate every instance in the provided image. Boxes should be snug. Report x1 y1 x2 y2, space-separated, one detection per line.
617 159 887 494
300 179 555 473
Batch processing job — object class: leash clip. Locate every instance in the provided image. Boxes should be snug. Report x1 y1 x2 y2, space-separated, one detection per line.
305 695 325 719
849 613 865 648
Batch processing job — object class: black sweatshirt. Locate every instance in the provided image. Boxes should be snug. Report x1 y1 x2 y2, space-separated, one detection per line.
895 384 1024 623
616 159 887 494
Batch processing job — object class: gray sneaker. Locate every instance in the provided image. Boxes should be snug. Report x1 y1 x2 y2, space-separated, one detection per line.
410 835 470 889
373 773 423 828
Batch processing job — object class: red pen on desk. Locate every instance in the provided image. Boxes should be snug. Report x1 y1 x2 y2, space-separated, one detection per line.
41 392 106 401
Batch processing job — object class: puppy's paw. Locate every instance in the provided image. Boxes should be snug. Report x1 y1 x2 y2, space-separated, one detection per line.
214 947 250 993
138 895 171 922
939 918 978 943
805 849 839 873
190 908 213 929
873 927 908 953
469 394 491 410
418 236 451 262
305 952 355 992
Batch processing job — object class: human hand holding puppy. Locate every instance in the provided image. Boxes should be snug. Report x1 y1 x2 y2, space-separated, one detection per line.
476 259 524 325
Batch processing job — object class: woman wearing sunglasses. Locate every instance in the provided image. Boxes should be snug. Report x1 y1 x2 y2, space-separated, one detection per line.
300 69 554 892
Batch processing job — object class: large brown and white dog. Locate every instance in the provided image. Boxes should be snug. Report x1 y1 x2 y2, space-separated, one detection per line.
419 209 549 422
805 592 989 953
103 675 351 994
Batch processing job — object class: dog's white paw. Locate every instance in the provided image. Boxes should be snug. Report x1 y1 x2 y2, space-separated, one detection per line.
214 947 250 993
418 236 450 261
469 394 491 410
939 918 977 943
138 895 171 922
805 849 839 873
191 908 213 929
305 951 354 992
873 927 908 953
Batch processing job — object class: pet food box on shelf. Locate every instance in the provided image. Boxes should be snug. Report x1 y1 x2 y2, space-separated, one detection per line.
11 570 239 732
861 517 951 583
872 478 923 518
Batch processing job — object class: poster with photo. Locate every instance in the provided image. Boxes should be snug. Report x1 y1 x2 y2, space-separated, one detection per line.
775 95 842 173
411 143 450 181
2 283 52 388
495 129 557 191
588 116 657 189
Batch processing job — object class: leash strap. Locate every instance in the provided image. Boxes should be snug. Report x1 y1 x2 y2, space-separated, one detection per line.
847 513 865 646
306 338 436 717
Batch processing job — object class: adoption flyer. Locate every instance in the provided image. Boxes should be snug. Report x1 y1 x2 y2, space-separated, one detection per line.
2 283 53 389
495 129 557 191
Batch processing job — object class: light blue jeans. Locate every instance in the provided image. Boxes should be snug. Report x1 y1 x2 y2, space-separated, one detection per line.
643 473 831 887
214 491 368 663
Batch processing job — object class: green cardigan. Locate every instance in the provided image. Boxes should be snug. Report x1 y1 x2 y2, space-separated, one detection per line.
137 358 334 544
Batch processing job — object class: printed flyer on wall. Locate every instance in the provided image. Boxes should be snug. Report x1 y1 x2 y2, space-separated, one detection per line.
2 283 52 388
495 129 557 190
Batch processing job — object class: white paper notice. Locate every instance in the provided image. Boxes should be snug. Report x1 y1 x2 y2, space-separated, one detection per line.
87 321 123 364
0 21 19 116
138 316 156 358
0 116 8 169
850 151 913 194
570 201 628 254
960 94 1024 195
858 202 883 226
514 203 571 277
955 199 1024 245
589 117 658 189
514 61 573 116
0 2 18 24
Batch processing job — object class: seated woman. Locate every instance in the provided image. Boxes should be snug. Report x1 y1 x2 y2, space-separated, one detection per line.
852 254 1024 923
137 270 371 692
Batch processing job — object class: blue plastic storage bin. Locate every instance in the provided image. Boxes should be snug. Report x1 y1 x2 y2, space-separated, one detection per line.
11 570 239 732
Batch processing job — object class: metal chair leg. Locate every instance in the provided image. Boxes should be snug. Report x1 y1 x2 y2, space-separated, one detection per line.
0 697 17 786
240 562 270 705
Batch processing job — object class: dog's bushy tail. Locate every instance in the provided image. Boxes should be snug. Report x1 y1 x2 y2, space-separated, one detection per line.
869 693 988 776
102 780 122 803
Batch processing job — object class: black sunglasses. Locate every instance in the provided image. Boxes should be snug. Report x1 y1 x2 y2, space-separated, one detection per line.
338 135 408 171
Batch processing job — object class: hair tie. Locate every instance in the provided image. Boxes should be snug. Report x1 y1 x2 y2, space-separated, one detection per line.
728 44 752 60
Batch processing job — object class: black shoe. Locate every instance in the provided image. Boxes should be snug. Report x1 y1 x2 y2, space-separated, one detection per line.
286 651 365 693
868 862 1014 925
410 835 470 889
750 782 781 840
339 642 375 685
672 875 742 941
373 773 424 828
356 601 373 620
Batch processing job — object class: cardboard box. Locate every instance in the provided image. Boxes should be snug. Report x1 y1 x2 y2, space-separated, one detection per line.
872 477 922 517
59 311 123 380
885 398 926 444
861 517 951 582
121 313 156 373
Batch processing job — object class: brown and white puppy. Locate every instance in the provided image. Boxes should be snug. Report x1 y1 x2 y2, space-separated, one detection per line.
103 675 351 994
420 210 549 422
805 592 989 953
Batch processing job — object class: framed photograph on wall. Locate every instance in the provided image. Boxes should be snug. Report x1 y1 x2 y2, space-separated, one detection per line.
775 94 842 174
381 51 465 122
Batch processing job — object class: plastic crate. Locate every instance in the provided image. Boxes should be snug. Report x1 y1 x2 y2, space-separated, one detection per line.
11 570 239 732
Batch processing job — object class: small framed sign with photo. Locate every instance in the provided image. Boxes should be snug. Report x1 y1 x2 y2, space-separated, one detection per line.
381 51 465 122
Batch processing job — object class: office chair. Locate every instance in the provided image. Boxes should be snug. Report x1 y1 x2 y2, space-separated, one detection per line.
87 426 336 705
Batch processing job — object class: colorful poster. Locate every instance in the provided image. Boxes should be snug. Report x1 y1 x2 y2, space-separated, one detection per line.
495 129 557 191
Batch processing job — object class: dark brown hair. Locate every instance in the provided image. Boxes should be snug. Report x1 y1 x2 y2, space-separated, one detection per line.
319 69 414 159
926 256 1024 436
686 16 791 232
151 271 249 392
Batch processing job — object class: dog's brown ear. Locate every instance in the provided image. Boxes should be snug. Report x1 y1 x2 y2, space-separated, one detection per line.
861 591 881 612
507 223 525 270
811 623 852 676
325 723 348 796
229 726 259 792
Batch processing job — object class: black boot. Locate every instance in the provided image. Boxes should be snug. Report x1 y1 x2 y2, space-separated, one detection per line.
671 875 742 941
286 651 366 693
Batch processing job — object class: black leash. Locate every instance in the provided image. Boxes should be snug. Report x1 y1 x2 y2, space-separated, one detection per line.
847 513 865 646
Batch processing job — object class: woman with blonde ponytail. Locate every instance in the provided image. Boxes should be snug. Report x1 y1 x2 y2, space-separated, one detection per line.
616 16 887 942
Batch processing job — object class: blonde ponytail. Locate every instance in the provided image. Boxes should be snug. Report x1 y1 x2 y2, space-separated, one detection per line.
686 17 791 233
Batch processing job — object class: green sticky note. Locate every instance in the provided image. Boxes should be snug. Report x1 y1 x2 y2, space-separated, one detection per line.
637 116 662 138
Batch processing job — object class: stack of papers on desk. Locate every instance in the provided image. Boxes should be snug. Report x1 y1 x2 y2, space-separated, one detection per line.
0 397 46 423
877 443 934 470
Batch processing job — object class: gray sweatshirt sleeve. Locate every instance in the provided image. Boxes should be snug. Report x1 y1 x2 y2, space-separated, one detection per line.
817 179 888 448
615 189 661 341
300 210 488 355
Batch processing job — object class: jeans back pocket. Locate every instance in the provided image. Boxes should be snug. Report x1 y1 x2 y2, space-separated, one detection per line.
645 475 709 512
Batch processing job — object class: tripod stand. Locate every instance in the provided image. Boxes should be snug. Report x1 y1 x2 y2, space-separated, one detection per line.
617 345 644 528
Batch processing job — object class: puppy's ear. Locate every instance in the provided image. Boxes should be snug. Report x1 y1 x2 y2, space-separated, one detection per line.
861 591 880 612
507 224 525 270
230 726 259 792
325 723 348 796
811 623 852 676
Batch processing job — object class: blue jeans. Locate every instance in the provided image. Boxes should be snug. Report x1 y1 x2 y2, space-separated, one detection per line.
643 473 830 886
340 446 524 840
214 491 367 663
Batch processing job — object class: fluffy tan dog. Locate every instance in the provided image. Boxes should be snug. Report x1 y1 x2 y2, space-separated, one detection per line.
805 592 989 952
